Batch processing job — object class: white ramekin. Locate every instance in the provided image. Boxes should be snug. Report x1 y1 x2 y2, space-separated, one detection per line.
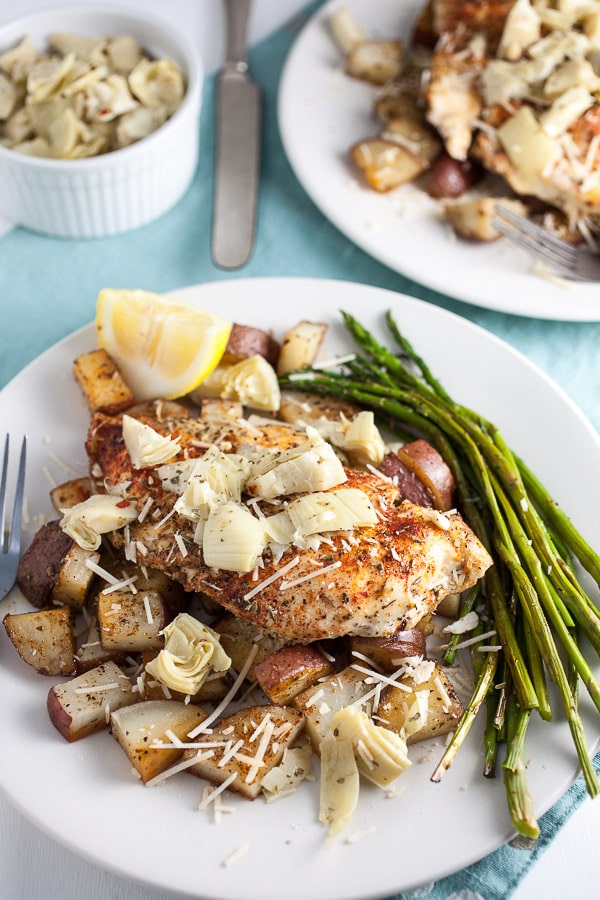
0 6 203 238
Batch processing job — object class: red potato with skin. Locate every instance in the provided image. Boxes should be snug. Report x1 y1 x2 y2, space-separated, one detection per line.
396 439 456 510
378 451 435 508
254 644 335 704
47 660 137 741
349 628 426 672
224 323 280 368
426 153 482 199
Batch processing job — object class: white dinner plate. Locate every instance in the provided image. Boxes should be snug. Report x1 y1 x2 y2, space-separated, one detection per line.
278 0 600 322
0 278 599 900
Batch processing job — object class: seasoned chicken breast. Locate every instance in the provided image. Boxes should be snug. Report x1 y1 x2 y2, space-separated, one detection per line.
86 403 492 644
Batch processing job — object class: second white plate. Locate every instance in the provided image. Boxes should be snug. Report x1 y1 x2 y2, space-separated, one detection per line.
278 0 600 321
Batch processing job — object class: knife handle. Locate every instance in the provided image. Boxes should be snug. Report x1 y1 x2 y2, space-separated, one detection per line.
224 0 252 68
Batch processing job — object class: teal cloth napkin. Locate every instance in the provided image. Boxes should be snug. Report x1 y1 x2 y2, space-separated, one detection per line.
1 4 599 898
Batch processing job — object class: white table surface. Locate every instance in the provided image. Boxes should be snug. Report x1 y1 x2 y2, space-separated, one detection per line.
1 2 600 898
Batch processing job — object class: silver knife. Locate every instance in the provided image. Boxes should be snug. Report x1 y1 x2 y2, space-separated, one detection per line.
211 0 261 269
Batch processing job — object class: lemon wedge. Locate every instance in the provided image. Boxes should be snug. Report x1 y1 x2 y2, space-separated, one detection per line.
95 288 232 401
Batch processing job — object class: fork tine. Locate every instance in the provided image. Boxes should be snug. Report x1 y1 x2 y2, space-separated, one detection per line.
494 204 577 265
492 217 572 272
8 436 27 556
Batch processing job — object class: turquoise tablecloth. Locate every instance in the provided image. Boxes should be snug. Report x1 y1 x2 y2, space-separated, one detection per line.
1 4 599 899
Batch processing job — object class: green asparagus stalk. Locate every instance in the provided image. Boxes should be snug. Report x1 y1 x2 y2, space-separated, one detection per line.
503 694 540 839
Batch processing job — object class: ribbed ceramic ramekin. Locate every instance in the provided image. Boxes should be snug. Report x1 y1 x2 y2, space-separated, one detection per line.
0 6 203 238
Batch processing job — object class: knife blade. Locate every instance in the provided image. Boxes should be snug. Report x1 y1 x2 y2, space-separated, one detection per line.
211 0 261 270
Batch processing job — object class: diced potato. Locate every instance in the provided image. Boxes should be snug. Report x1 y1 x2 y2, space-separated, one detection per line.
50 476 92 512
382 114 442 164
213 613 282 682
184 705 305 799
396 439 456 511
111 699 207 783
96 557 186 616
73 348 134 414
378 661 464 744
51 542 100 609
75 616 127 674
444 197 527 242
17 519 75 608
97 588 171 652
3 606 76 676
350 139 427 192
349 629 426 672
292 665 372 753
329 7 365 55
346 40 404 85
276 321 328 376
47 660 137 741
223 323 280 367
255 644 335 705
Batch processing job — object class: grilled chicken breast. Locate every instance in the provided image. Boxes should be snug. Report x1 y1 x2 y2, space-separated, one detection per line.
86 402 492 644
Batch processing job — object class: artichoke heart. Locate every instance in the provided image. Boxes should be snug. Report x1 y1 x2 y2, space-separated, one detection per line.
193 355 280 412
122 415 180 469
287 488 378 537
202 502 267 572
60 494 138 550
173 447 250 520
145 613 231 695
331 705 410 788
343 411 386 466
262 509 297 546
246 427 346 499
319 736 360 836
540 85 595 137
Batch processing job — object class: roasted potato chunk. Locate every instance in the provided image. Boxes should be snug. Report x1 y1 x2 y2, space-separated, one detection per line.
350 139 427 192
276 321 328 376
444 197 527 242
345 40 404 85
97 588 171 652
379 661 463 744
224 323 280 367
111 700 208 783
255 644 335 704
48 660 137 741
349 629 426 671
184 705 305 799
213 613 282 682
73 348 134 414
4 606 76 676
382 114 442 164
50 476 92 512
292 665 372 753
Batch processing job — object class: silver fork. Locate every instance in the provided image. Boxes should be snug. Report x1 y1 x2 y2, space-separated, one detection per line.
492 203 600 282
0 435 27 601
